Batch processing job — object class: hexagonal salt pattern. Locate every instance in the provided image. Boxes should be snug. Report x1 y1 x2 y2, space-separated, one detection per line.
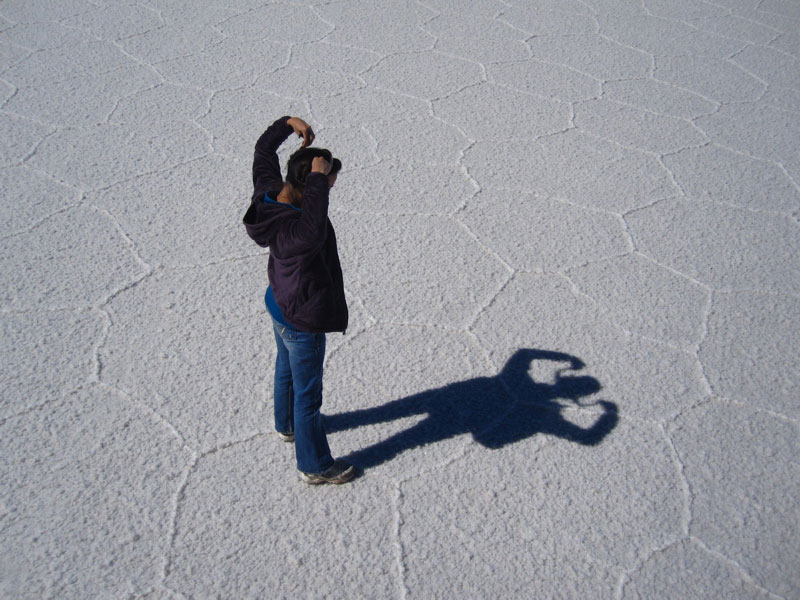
602 78 717 119
1 310 104 419
422 13 530 64
566 253 710 349
700 291 800 419
153 38 290 90
164 436 398 598
573 99 708 154
662 144 800 214
215 3 331 43
27 121 210 190
197 91 307 159
335 213 509 328
99 259 274 451
528 34 652 80
0 386 192 599
626 198 800 295
362 51 483 100
434 82 572 140
669 402 799 597
315 1 436 54
655 55 765 104
0 206 148 311
399 418 683 596
334 160 474 215
695 102 800 182
0 166 81 238
622 539 774 600
311 86 429 128
2 0 798 598
465 131 679 213
458 189 630 272
85 155 254 268
0 112 52 167
365 115 469 166
489 58 600 102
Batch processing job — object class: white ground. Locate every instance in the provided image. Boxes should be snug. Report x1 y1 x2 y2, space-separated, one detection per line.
1 0 799 598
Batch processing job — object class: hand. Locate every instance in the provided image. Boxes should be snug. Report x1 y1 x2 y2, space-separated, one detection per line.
311 156 331 175
286 117 314 148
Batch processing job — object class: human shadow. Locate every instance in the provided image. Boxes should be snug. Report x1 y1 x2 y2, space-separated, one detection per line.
325 348 618 470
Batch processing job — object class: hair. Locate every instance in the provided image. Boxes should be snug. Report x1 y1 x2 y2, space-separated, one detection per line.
286 147 342 187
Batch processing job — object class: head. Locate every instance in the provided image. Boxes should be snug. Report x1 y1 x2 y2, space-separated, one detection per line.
286 147 342 191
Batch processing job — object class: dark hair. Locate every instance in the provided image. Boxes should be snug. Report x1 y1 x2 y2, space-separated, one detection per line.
286 147 342 187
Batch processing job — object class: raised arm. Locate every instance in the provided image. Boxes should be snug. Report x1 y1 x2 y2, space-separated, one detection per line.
251 116 315 197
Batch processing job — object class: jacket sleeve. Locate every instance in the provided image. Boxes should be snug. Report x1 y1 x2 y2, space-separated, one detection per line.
277 172 330 254
252 116 293 196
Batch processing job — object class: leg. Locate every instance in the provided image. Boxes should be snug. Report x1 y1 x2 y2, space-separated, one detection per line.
275 324 334 474
343 419 434 470
272 319 294 436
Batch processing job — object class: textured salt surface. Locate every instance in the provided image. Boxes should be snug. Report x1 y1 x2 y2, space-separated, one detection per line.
1 0 798 598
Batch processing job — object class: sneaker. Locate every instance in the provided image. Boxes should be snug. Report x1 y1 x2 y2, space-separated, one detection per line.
300 460 356 485
277 431 294 442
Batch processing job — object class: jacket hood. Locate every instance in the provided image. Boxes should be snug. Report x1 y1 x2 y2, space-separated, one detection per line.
243 194 299 248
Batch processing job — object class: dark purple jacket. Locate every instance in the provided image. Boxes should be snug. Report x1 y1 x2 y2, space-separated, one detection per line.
243 116 348 333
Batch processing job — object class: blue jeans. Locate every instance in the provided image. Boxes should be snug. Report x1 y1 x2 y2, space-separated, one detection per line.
272 318 334 474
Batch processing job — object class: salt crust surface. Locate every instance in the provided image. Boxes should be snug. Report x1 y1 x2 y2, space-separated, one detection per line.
1 0 798 598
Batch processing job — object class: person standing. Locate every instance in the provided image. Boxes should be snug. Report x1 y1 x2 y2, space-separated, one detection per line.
243 115 354 484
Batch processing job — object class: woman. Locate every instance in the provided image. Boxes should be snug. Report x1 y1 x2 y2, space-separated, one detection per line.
243 115 353 484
